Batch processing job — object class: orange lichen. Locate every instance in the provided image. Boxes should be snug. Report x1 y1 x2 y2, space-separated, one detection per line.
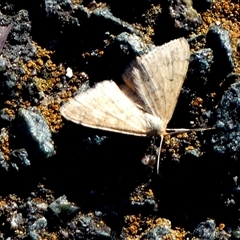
217 223 225 231
0 128 11 160
18 44 84 133
39 104 63 133
191 97 204 107
124 215 145 235
133 4 162 44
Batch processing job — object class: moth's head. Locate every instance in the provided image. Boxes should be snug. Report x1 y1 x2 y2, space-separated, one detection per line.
145 113 166 137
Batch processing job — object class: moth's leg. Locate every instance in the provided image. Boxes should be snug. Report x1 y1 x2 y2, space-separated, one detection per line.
157 135 164 174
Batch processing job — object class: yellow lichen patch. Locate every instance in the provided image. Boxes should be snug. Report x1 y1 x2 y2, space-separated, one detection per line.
169 227 187 240
17 44 79 133
124 214 148 236
155 218 187 240
177 131 197 141
197 0 240 74
155 218 171 228
59 90 72 100
124 216 187 239
133 4 162 44
21 45 65 94
0 128 11 161
39 103 63 133
185 145 195 151
162 131 203 159
71 0 83 5
0 200 6 208
21 101 31 108
146 189 154 197
4 108 15 118
129 183 156 206
48 233 58 240
165 134 180 149
34 77 54 92
191 97 204 107
35 45 54 60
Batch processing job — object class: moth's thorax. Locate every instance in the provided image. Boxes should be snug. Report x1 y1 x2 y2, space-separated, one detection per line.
145 113 166 136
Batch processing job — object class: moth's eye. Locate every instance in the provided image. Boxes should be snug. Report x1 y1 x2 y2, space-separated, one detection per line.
141 155 156 166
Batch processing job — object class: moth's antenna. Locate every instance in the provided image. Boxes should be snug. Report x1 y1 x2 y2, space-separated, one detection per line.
157 135 164 174
166 127 214 135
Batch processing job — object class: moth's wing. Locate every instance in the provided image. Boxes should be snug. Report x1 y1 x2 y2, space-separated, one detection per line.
122 37 190 125
119 84 148 112
60 80 165 136
0 24 12 54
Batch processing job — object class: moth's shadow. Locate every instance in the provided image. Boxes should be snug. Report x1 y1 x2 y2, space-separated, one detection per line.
46 121 154 228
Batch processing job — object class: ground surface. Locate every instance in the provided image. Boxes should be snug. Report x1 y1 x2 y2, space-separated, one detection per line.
0 0 239 239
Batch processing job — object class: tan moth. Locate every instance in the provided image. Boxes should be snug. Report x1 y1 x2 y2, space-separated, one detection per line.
60 38 207 173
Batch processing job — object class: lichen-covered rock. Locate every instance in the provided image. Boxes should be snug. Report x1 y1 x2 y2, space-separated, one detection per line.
169 0 202 32
16 107 55 159
212 82 240 159
48 195 79 221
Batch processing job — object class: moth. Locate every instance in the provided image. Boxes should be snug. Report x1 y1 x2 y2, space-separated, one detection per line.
60 38 207 173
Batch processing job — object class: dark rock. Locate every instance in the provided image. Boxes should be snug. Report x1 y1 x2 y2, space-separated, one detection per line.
16 107 55 159
69 221 77 230
83 134 108 146
130 185 158 212
60 230 69 238
10 10 31 44
44 0 73 14
232 227 240 239
22 79 41 105
48 195 79 221
142 225 170 239
78 215 111 239
216 229 231 240
114 32 154 56
90 7 143 37
206 25 234 77
193 219 216 240
106 32 154 77
169 0 202 32
28 217 47 231
0 57 7 72
10 213 23 230
212 82 240 158
193 0 213 11
9 148 30 171
26 200 37 215
0 108 15 122
0 151 8 171
24 231 39 240
188 48 213 88
36 202 48 211
95 211 102 217
185 148 202 158
44 0 80 30
20 42 37 61
0 9 35 62
2 72 17 90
